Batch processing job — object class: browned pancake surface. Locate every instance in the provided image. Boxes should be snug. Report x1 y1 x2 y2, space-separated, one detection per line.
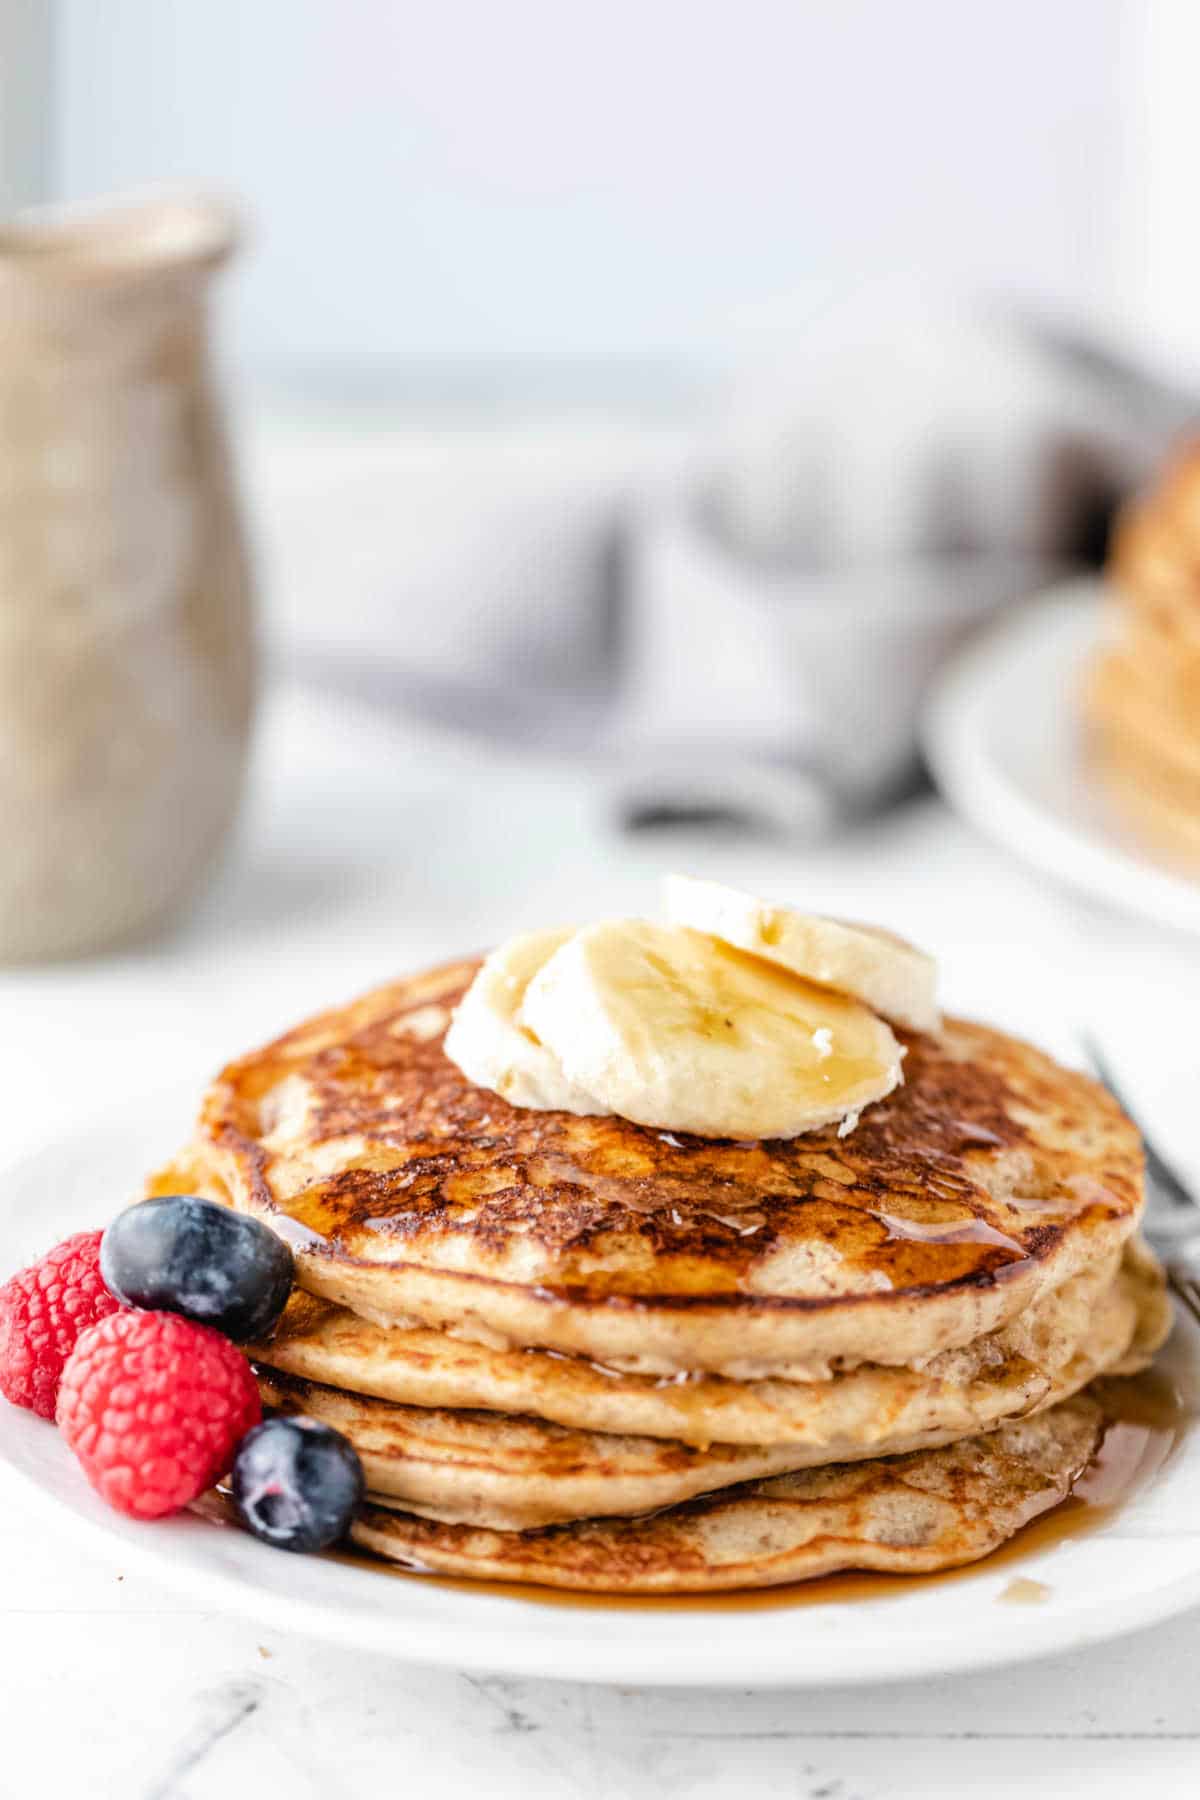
174 959 1143 1372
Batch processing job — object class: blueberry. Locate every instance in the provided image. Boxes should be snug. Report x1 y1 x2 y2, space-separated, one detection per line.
100 1195 294 1342
232 1416 365 1552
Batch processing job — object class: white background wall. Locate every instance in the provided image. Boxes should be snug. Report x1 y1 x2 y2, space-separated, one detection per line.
0 1 52 208
51 0 1137 369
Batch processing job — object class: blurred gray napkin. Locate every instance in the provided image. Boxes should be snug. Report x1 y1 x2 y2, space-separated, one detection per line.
607 298 1169 834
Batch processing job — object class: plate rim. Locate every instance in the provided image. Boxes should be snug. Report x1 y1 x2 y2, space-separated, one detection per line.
5 1438 1200 1689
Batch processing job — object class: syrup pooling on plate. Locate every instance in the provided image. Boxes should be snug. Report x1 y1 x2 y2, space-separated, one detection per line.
1074 1363 1191 1505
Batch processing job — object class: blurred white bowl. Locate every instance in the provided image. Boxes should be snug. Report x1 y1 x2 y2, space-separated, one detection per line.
239 416 693 693
610 504 1058 824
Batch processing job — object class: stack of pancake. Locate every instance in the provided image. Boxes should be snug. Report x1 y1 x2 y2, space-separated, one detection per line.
154 958 1169 1592
1086 442 1200 865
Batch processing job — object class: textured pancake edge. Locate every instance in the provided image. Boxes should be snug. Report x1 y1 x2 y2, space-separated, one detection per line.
244 1245 1138 1449
251 1250 1159 1529
346 1396 1106 1592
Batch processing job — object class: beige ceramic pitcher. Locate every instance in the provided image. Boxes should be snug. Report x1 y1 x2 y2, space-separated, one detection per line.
0 193 254 960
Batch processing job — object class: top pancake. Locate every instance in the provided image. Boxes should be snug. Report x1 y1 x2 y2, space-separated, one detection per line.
182 958 1144 1375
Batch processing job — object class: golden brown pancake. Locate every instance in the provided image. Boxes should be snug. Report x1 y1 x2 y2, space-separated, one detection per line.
349 1395 1105 1591
250 1246 1161 1529
159 960 1144 1375
1086 647 1200 787
1089 738 1200 868
246 1246 1153 1449
1111 451 1200 653
1084 641 1200 868
255 1366 840 1529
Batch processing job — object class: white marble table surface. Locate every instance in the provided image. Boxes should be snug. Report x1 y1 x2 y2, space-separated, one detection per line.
2 682 1199 1800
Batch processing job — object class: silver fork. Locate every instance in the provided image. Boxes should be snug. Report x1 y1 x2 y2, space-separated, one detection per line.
1084 1037 1200 1328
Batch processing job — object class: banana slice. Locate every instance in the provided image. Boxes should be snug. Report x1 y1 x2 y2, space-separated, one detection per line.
662 875 939 1034
444 928 600 1115
521 920 903 1140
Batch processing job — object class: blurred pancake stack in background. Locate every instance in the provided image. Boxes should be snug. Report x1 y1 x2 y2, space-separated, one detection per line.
1086 444 1200 866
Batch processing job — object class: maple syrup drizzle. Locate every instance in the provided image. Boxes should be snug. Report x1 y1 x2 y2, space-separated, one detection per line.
528 1152 770 1236
192 1356 1195 1613
876 1210 1028 1261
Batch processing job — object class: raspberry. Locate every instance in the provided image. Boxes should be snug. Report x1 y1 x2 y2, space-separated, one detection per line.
57 1311 261 1519
0 1230 124 1419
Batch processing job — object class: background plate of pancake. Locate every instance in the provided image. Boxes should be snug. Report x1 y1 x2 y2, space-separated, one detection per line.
2 963 1200 1687
927 441 1200 934
925 579 1200 937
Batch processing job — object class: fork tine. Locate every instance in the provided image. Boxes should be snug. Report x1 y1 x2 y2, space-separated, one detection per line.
1081 1035 1197 1212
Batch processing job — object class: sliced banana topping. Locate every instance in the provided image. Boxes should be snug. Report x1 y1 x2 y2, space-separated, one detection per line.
520 920 903 1141
662 875 939 1034
442 927 601 1116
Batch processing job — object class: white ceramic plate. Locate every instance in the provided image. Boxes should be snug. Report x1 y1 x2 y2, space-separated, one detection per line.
2 1101 1200 1689
923 581 1200 936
